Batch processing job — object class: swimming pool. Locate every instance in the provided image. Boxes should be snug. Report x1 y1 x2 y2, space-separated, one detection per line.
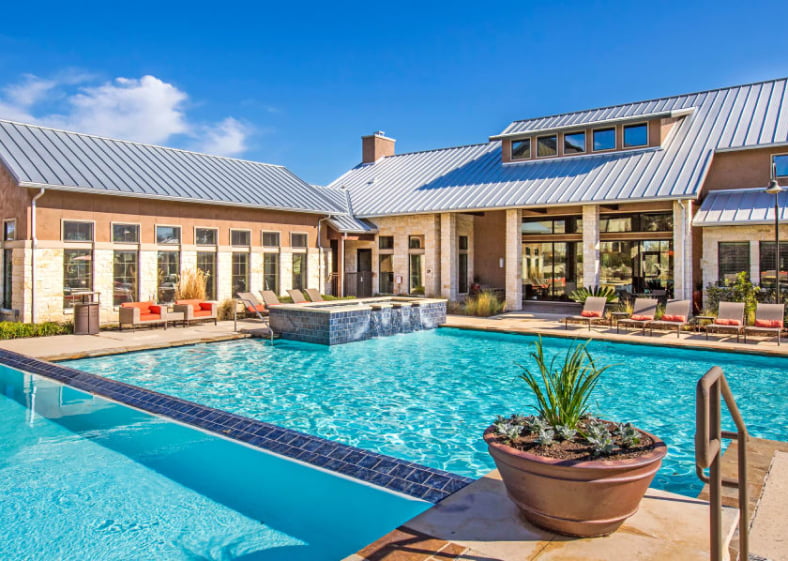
0 364 428 561
66 328 788 497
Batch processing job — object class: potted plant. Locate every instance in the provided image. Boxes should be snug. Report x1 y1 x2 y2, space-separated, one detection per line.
483 338 667 538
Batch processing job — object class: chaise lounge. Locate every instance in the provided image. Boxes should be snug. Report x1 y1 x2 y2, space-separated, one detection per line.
743 303 785 345
705 301 745 342
648 299 692 338
173 299 218 326
237 292 268 320
305 288 324 302
616 298 658 334
564 296 609 331
287 289 309 303
119 301 168 331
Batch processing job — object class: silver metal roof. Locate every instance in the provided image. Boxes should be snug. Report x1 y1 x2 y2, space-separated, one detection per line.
329 78 788 217
0 120 344 215
694 188 788 226
327 214 378 234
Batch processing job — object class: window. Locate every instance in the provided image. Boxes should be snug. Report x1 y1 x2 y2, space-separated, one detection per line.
521 217 581 235
774 154 788 178
640 213 673 232
156 226 181 245
458 235 469 294
563 132 586 154
113 250 138 306
231 229 251 247
291 233 308 248
157 252 179 303
718 242 750 284
196 228 217 246
262 232 280 247
408 235 423 249
63 221 93 242
600 213 672 233
112 224 139 243
63 249 92 309
3 220 16 241
263 253 279 294
379 254 394 294
623 123 648 148
511 138 531 160
197 252 216 300
379 236 394 250
459 235 469 251
523 242 583 300
600 216 633 233
759 242 788 289
231 253 249 296
2 249 12 309
409 254 424 294
536 135 557 157
291 253 306 290
593 128 616 151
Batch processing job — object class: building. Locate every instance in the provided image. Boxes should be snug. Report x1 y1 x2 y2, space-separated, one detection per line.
1 78 787 324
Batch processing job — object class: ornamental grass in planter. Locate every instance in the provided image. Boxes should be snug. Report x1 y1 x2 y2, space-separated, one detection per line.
483 337 667 538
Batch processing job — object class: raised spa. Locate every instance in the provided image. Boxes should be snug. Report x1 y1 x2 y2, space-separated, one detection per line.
269 297 447 345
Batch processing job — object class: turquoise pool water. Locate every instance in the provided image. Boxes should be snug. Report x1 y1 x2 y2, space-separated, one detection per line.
0 365 427 561
67 328 788 497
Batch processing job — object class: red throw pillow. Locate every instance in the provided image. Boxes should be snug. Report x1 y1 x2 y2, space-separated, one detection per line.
630 314 653 321
714 318 741 326
661 314 686 322
754 319 782 328
581 311 602 318
199 302 214 311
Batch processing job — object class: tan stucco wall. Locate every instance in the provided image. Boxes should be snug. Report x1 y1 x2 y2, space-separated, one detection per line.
0 164 31 239
473 210 506 289
703 147 788 192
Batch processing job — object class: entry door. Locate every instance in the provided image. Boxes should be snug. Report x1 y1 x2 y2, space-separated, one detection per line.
357 249 373 297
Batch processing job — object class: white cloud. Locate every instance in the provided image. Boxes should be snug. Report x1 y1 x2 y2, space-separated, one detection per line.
0 72 251 155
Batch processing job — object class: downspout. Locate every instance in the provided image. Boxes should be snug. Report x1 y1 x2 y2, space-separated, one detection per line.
30 188 46 324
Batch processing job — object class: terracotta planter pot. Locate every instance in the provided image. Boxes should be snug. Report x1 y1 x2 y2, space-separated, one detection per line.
483 425 667 537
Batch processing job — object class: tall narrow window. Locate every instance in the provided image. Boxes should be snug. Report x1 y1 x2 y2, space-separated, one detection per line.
64 249 92 309
232 253 249 296
458 235 469 294
113 250 138 306
4 220 17 242
157 252 179 303
409 254 424 294
292 253 306 290
197 252 217 300
379 254 394 294
759 242 788 289
2 220 15 309
263 253 279 294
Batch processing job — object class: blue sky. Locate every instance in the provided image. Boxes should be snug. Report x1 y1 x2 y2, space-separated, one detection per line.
1 1 787 185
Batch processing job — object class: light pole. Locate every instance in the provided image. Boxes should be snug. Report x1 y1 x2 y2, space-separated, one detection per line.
765 177 783 303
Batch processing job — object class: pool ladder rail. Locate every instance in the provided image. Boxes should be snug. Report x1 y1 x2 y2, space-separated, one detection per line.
695 366 749 561
232 301 276 343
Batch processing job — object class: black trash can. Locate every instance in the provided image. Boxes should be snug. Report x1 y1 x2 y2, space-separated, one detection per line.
74 302 100 335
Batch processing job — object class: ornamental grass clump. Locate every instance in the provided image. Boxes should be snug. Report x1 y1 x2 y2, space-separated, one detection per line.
492 337 653 458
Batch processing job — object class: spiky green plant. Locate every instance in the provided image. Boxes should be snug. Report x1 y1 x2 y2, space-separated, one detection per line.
568 285 618 303
518 337 612 430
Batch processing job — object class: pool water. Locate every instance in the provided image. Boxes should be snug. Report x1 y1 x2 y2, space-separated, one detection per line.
0 365 428 561
67 328 788 497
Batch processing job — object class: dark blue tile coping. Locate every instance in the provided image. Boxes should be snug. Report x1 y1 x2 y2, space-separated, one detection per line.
0 348 472 503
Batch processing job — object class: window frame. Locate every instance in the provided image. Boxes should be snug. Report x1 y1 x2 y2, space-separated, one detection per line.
195 226 218 247
379 235 394 250
717 241 750 284
773 153 788 178
536 134 558 158
263 251 280 294
262 231 281 248
230 228 252 248
592 127 617 152
3 219 16 241
111 222 140 244
290 232 308 249
408 235 424 250
112 249 139 306
63 247 94 310
510 138 532 160
623 122 649 148
562 131 586 155
155 224 182 245
62 220 95 242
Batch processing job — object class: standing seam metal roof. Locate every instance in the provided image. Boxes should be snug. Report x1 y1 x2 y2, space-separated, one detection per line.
0 119 345 214
693 188 788 226
327 78 788 217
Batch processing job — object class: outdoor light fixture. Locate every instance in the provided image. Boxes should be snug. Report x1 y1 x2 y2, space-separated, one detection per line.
499 257 505 268
765 172 783 304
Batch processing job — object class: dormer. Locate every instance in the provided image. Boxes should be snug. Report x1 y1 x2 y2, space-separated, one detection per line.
491 107 694 164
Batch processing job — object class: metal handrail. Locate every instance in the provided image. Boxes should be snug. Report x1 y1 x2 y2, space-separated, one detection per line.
695 366 749 561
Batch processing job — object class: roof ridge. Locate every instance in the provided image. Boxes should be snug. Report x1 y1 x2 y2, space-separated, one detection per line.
507 76 788 125
381 141 494 159
0 118 285 168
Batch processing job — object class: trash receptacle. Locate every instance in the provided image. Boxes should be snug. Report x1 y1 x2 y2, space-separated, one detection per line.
74 301 100 335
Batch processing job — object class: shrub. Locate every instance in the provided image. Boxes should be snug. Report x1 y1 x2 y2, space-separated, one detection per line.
705 271 759 323
176 268 207 300
569 285 618 303
216 299 237 321
463 290 506 316
0 321 73 340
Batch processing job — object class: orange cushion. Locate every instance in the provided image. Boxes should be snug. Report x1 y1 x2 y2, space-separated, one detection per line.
247 304 266 313
755 319 782 328
581 310 602 318
121 301 154 313
661 314 686 322
139 313 161 321
714 318 741 326
176 299 202 313
630 314 653 321
193 310 212 317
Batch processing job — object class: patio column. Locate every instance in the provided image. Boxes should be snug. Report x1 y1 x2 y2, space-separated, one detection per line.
440 213 457 301
582 205 600 288
750 240 760 284
505 208 522 311
673 200 693 299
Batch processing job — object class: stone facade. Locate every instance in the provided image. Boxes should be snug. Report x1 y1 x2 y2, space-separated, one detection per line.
700 224 784 290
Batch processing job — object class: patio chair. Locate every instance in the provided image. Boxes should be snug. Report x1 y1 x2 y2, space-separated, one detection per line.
305 288 324 302
616 298 658 334
563 297 609 331
705 302 745 343
743 303 785 345
648 299 692 338
287 289 309 303
237 292 268 320
260 290 283 307
173 299 218 326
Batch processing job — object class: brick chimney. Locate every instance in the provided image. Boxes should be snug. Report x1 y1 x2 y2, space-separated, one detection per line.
361 131 395 163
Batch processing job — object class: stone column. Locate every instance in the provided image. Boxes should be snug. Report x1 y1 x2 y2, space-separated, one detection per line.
216 248 233 302
280 248 293 294
672 200 693 299
93 247 115 323
440 213 457 300
138 246 158 303
750 240 760 284
582 205 600 288
250 251 263 293
505 208 522 311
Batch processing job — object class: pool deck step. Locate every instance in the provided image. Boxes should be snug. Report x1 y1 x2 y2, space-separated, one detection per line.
749 451 788 561
346 470 738 561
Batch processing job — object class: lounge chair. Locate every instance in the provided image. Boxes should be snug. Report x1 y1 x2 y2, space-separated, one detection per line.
287 289 309 303
616 298 659 334
744 303 784 345
237 292 268 320
119 301 167 331
260 290 282 307
564 297 609 331
648 299 691 338
173 299 218 326
705 302 745 342
305 288 324 302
